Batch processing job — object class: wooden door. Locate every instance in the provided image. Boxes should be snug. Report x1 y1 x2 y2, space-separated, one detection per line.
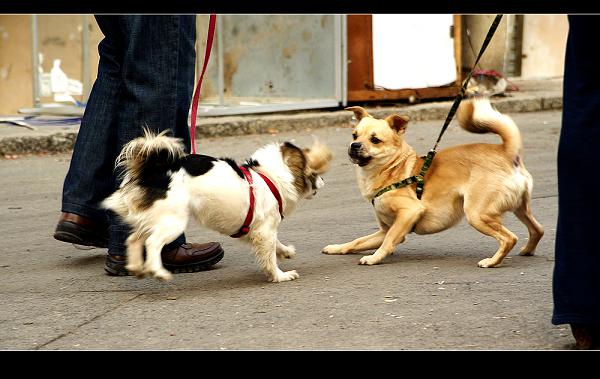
347 15 462 102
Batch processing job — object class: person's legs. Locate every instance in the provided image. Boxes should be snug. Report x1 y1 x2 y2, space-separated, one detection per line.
553 15 600 349
106 15 196 257
54 16 124 247
56 15 224 275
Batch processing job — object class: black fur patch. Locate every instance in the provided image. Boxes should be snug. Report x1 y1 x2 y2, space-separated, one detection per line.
513 156 521 167
222 158 244 179
181 154 217 176
244 158 260 168
137 149 183 209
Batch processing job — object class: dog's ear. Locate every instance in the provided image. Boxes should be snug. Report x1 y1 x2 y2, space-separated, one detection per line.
345 106 371 122
385 114 410 134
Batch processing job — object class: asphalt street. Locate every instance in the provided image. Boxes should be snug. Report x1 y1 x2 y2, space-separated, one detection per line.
0 110 569 350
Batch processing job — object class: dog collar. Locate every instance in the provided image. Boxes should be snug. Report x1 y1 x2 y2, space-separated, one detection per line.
231 166 284 238
371 150 436 205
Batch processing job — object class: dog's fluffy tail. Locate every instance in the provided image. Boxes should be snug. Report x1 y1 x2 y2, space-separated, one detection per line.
102 128 186 217
304 138 333 175
457 97 522 158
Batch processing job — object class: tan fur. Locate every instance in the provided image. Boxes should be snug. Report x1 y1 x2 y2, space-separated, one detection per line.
323 98 544 268
282 139 333 196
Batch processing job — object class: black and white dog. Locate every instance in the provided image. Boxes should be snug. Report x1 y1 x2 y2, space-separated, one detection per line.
103 129 332 282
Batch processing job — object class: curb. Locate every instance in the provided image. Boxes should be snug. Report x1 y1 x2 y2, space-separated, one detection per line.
0 92 562 156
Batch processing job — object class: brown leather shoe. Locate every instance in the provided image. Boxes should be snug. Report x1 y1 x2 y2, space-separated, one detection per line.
570 324 599 350
54 212 108 248
104 242 224 276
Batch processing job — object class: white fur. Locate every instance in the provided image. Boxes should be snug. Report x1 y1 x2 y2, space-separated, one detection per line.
103 136 331 282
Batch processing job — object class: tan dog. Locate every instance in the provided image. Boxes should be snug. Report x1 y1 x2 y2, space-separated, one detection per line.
322 97 544 268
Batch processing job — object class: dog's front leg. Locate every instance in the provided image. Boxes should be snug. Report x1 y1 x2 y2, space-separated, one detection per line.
276 239 296 259
359 208 423 265
322 229 386 255
125 232 146 277
142 216 188 281
251 233 299 283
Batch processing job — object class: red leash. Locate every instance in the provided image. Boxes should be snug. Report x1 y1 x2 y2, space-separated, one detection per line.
190 14 216 155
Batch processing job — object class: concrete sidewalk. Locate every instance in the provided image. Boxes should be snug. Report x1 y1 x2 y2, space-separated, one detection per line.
0 108 570 349
0 77 563 157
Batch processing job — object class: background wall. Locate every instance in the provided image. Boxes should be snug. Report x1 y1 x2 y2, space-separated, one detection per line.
521 15 568 78
461 14 568 78
0 14 570 115
0 15 102 115
461 14 509 73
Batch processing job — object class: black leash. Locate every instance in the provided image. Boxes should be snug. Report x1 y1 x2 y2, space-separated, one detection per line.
372 14 504 204
432 14 504 151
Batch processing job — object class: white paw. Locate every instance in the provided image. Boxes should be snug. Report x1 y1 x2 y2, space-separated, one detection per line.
153 269 173 282
477 258 499 268
143 266 173 281
322 244 345 255
271 270 300 282
359 255 380 265
278 245 296 259
126 263 144 277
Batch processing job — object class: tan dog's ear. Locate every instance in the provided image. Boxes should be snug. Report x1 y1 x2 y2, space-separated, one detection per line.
345 106 371 122
385 114 410 134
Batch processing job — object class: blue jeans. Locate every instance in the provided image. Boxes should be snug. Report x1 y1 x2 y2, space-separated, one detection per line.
553 15 600 326
61 15 196 256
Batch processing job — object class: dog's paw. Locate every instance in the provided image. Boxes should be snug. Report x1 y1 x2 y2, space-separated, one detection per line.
477 258 500 268
271 270 300 282
126 263 144 277
322 244 345 255
359 255 380 265
277 244 296 259
153 269 173 281
518 246 536 256
143 266 173 281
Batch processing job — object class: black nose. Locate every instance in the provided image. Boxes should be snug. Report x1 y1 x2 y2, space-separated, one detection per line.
350 142 362 150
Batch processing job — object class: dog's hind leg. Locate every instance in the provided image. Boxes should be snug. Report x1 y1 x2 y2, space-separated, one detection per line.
513 193 544 256
143 216 188 281
125 232 146 277
276 239 296 259
466 211 518 268
251 232 299 283
322 229 386 255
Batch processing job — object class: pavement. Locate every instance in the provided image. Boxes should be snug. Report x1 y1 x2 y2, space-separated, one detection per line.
0 77 576 350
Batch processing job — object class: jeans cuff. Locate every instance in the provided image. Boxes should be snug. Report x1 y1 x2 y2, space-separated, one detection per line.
62 202 109 225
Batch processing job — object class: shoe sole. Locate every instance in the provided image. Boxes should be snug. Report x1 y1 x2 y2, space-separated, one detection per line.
104 247 225 277
54 221 108 248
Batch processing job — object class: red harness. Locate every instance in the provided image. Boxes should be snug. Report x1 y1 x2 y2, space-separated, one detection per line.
230 166 284 238
188 18 283 238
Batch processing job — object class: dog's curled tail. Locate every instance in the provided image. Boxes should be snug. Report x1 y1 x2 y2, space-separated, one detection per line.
304 138 333 175
102 128 186 218
457 97 522 158
114 128 186 181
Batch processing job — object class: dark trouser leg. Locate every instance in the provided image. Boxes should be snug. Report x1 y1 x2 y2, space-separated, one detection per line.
61 15 197 256
108 15 197 256
61 16 123 225
552 15 600 328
